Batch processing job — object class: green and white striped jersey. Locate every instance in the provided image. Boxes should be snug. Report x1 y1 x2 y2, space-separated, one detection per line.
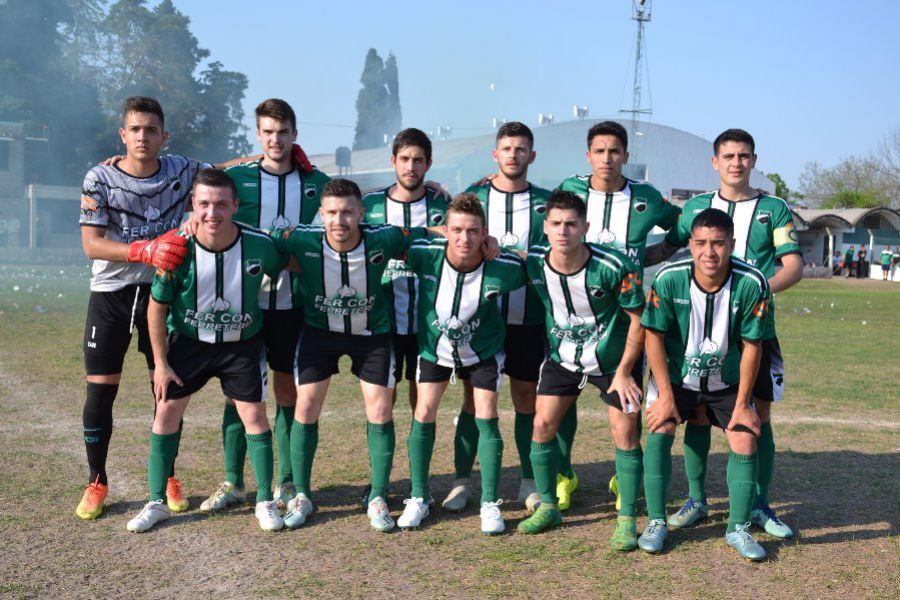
275 224 410 335
151 224 287 343
557 176 680 272
407 239 527 368
362 188 447 335
224 159 330 311
466 181 551 326
664 191 800 339
641 257 770 396
525 243 645 376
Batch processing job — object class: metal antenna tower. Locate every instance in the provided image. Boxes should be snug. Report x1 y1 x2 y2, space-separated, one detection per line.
619 0 652 160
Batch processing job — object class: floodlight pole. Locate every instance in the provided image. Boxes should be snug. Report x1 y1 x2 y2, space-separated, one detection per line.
619 0 652 162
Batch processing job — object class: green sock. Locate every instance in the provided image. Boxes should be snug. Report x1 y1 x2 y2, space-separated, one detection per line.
148 432 180 502
274 404 295 486
367 421 395 502
726 451 759 532
683 423 712 502
530 439 560 505
290 421 318 496
514 411 535 480
643 433 674 521
475 417 503 504
756 422 774 505
169 418 183 478
222 403 246 488
246 430 274 502
557 402 577 478
407 419 436 501
453 410 479 479
615 447 643 517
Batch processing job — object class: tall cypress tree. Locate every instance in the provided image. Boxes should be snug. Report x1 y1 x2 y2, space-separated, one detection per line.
353 48 390 150
384 52 402 138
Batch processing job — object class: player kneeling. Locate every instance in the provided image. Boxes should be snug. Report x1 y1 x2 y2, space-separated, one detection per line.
640 208 770 561
398 193 526 534
127 170 287 533
515 191 646 550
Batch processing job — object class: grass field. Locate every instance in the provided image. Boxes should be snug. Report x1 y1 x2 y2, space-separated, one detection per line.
0 265 897 599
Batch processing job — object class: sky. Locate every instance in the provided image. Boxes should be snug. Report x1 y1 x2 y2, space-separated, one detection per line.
175 0 899 188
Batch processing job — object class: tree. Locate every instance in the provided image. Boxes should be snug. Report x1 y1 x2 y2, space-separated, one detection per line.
384 52 402 137
353 49 390 151
765 172 802 203
799 154 892 209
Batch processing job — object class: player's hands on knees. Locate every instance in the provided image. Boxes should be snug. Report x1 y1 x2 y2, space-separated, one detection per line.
646 395 680 433
727 404 761 437
127 228 189 271
99 154 125 166
179 212 202 237
482 235 501 260
154 365 183 403
609 372 643 414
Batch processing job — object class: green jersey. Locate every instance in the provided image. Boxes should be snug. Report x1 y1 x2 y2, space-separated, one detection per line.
224 159 330 311
466 181 551 326
151 224 287 343
845 248 854 264
362 187 447 335
407 239 527 368
665 191 800 339
274 224 410 335
526 243 645 376
881 250 893 266
557 175 681 272
641 257 770 396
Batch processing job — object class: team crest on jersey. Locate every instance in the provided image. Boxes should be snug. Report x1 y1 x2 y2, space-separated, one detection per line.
368 249 385 264
500 232 519 247
755 211 771 225
596 229 616 244
588 285 606 299
272 215 291 230
685 337 725 377
429 212 444 225
168 175 181 192
303 183 318 199
144 206 161 221
633 200 647 213
338 285 357 298
484 285 502 301
534 203 547 215
211 297 232 312
245 259 262 277
548 313 606 345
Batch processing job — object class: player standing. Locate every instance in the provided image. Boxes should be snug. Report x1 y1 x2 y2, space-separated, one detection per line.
553 121 681 511
396 194 526 534
126 170 287 532
516 191 646 552
444 122 550 513
76 97 208 520
639 208 770 561
658 129 802 539
200 99 329 512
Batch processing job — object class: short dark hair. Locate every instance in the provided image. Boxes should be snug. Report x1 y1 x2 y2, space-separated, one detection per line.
713 128 755 155
123 96 164 127
322 178 362 202
255 98 297 130
192 168 237 199
587 121 627 151
496 121 534 147
392 128 432 161
691 208 734 238
546 190 587 221
446 192 486 227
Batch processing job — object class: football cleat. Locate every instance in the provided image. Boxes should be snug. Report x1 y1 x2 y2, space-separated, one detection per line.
283 492 314 529
518 479 542 513
638 519 668 554
441 478 471 512
199 481 246 512
610 515 638 551
165 477 189 513
366 496 395 532
667 497 709 529
517 504 563 535
608 474 621 512
726 523 767 561
255 500 284 531
75 477 108 520
750 504 794 539
556 471 578 511
274 481 296 511
398 497 429 529
480 500 505 535
126 500 171 532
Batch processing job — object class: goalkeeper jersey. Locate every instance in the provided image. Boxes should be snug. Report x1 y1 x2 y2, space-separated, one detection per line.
224 159 329 311
466 181 550 327
150 224 287 343
274 224 411 336
407 239 527 368
641 257 770 394
664 191 800 339
525 243 645 376
362 187 447 335
557 175 680 272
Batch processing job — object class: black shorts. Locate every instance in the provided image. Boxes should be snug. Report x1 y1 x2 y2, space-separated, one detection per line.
294 327 395 388
753 337 784 402
882 264 891 272
84 285 154 375
536 359 643 412
667 385 756 435
262 308 304 374
392 333 418 382
165 333 267 402
503 325 548 382
416 354 505 392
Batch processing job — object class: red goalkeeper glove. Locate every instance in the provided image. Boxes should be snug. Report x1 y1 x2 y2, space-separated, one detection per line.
291 143 314 173
127 228 188 271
